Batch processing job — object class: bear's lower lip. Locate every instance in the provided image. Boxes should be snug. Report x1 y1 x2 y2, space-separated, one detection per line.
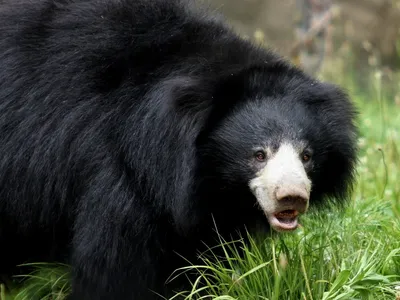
268 210 299 231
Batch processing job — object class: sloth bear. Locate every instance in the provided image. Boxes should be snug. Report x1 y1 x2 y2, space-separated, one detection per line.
0 0 358 299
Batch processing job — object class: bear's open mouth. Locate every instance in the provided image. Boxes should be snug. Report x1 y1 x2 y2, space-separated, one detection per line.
269 210 299 231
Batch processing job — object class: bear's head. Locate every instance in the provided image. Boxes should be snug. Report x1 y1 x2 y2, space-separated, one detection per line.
193 63 358 233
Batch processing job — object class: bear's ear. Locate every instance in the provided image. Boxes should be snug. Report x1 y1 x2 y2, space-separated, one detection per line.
163 67 254 128
191 64 273 139
169 76 215 116
306 82 359 206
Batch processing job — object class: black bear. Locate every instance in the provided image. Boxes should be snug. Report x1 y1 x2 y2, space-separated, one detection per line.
0 0 358 299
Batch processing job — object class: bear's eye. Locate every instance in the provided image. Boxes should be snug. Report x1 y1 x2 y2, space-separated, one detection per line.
255 151 266 162
302 152 311 163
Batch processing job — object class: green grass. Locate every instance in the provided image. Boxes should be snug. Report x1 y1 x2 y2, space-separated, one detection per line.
2 69 400 299
2 264 71 300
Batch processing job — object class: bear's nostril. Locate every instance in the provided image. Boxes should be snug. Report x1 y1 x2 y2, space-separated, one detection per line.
275 187 310 204
280 196 307 203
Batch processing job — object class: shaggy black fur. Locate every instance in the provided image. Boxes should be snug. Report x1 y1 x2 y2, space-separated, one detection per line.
0 0 358 299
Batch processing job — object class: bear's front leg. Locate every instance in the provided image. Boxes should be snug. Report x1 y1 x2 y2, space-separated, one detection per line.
69 214 167 299
67 178 169 300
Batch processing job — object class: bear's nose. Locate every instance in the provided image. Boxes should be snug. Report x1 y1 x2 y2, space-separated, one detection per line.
275 186 309 211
